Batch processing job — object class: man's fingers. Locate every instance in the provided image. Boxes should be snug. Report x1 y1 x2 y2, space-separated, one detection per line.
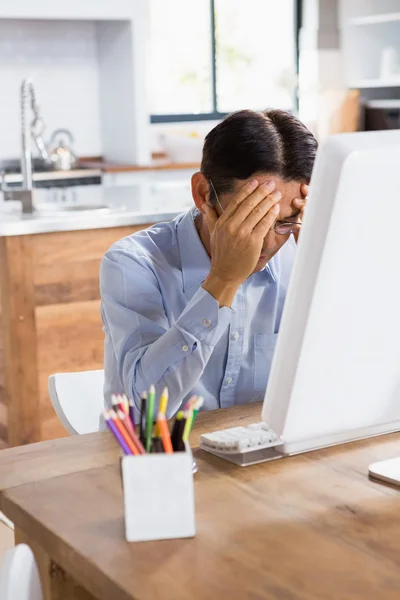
219 179 274 222
252 204 280 238
292 197 305 210
201 203 218 233
230 180 278 227
293 183 309 212
220 179 259 219
292 184 308 244
300 183 309 198
242 190 282 231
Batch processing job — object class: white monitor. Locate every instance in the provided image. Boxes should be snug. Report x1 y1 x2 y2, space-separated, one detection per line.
262 130 400 455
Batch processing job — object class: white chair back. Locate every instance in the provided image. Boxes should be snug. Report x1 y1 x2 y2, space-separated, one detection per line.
48 369 105 435
0 544 43 600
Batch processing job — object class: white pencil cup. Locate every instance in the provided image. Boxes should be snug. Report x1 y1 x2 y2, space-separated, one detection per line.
122 450 196 542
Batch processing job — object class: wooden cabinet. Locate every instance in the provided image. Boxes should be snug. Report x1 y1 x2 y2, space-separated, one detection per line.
0 223 152 446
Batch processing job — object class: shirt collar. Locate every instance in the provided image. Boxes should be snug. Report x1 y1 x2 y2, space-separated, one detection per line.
265 259 277 282
176 207 211 292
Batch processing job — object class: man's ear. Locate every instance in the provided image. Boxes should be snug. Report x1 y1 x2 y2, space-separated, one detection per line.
191 172 210 211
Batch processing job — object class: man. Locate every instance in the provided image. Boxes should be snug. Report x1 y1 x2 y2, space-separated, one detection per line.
100 109 318 416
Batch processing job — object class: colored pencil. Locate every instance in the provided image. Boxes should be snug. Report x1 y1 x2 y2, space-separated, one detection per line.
122 412 135 437
117 398 135 434
151 437 164 453
146 384 156 452
171 410 185 451
159 387 169 414
111 394 121 412
140 392 147 445
112 393 127 417
117 409 146 454
104 410 132 455
157 412 173 454
122 394 130 415
189 396 204 435
128 398 136 429
182 410 194 443
183 395 197 414
119 394 130 415
111 410 140 456
176 420 186 451
116 409 143 455
155 386 168 435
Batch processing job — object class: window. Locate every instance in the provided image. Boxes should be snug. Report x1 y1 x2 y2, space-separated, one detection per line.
149 0 299 122
149 1 213 116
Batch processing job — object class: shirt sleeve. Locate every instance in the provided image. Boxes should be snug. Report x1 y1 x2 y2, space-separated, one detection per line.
100 248 233 416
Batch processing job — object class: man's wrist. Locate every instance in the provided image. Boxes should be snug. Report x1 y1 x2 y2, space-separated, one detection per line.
202 273 240 308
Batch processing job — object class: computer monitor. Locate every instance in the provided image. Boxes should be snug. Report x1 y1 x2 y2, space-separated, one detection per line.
262 129 400 455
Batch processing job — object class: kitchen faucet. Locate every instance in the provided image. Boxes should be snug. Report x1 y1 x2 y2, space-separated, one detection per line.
1 79 49 214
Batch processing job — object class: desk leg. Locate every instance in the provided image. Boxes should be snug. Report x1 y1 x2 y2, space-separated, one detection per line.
15 527 97 600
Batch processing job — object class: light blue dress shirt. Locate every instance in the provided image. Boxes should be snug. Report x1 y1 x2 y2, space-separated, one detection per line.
100 207 296 417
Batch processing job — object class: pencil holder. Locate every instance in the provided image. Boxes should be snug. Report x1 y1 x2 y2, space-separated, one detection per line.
185 441 198 474
122 450 196 542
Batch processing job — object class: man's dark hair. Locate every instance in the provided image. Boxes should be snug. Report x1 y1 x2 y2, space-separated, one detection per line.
201 109 318 195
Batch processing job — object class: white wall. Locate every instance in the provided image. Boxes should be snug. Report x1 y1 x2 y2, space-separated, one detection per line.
298 0 346 139
339 0 400 84
0 0 142 21
0 0 150 165
339 0 400 23
0 19 102 159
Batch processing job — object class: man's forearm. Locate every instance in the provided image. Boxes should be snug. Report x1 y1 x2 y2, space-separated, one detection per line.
119 287 233 415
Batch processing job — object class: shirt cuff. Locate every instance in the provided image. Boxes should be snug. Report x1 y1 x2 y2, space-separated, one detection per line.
175 287 233 346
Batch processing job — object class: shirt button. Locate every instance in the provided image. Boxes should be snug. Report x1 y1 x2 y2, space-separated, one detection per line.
182 344 189 352
203 318 211 328
226 377 233 385
232 332 239 341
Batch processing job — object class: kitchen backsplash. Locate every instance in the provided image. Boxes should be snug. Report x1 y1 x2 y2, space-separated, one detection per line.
0 19 102 159
0 18 215 165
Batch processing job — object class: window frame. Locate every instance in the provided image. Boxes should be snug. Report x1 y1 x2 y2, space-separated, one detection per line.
150 0 302 124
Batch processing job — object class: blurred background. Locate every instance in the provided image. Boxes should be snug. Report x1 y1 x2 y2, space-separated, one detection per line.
1 0 400 571
1 0 399 170
0 0 399 450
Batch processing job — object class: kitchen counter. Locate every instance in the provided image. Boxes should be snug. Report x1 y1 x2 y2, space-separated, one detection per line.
78 157 201 172
0 182 193 236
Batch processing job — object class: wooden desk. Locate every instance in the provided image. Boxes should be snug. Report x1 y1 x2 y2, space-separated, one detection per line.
1 403 400 600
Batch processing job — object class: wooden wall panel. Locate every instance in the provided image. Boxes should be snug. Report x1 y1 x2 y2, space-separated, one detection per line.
0 309 5 407
0 223 153 445
33 225 147 306
36 300 104 441
0 236 41 446
0 302 8 445
35 261 102 306
41 414 70 442
33 226 137 268
36 301 104 373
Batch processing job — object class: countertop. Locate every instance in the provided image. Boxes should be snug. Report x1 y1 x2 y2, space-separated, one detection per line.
78 157 201 173
0 181 193 236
